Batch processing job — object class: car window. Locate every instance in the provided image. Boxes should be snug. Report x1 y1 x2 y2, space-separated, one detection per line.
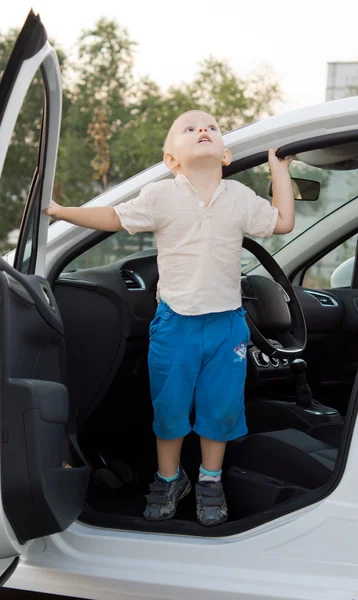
63 230 156 273
302 233 357 289
0 69 44 266
230 162 358 273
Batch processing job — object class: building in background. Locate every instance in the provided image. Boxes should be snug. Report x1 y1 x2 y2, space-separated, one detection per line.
326 62 358 100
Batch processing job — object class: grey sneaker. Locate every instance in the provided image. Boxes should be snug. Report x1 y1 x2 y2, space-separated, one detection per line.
195 480 228 526
143 467 192 521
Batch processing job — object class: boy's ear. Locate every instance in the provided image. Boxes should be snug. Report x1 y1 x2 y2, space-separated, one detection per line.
164 152 179 171
222 148 232 167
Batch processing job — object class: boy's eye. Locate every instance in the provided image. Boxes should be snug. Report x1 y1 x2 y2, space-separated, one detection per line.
209 125 217 131
185 126 194 132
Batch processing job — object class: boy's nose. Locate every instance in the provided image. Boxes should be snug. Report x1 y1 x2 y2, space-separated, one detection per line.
198 127 208 132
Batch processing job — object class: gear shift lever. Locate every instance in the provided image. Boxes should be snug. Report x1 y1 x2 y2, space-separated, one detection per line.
291 359 313 408
290 358 338 415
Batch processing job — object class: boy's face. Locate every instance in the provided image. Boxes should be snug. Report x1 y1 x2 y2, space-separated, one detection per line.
164 111 231 171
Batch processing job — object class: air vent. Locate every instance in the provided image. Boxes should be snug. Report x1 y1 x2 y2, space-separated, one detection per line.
120 269 144 290
304 290 337 307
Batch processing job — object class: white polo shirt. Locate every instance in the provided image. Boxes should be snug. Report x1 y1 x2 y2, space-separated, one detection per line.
115 174 278 316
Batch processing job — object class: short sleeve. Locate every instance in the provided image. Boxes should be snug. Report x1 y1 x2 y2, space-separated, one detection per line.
243 186 278 238
114 182 157 235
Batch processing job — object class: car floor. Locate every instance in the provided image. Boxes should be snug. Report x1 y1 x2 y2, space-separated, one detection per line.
81 427 203 524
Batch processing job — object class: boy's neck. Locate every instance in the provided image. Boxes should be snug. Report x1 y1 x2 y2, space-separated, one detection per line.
177 165 223 204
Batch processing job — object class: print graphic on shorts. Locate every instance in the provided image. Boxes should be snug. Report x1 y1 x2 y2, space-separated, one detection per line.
233 342 247 362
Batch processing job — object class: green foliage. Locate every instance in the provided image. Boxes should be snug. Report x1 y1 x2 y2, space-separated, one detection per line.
185 57 282 132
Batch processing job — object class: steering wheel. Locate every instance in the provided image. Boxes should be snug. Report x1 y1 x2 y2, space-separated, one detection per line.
241 237 307 359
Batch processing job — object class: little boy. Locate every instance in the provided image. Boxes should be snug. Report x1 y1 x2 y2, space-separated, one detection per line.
45 110 294 526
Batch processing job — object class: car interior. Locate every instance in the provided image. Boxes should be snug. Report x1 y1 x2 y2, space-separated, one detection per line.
1 141 358 543
43 143 358 538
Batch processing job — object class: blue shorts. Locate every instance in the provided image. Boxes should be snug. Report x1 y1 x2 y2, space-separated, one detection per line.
148 301 250 442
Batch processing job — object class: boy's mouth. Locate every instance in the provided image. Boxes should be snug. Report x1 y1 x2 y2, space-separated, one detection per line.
198 134 212 143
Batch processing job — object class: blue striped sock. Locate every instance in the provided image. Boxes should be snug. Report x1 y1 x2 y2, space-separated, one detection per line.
199 465 222 483
158 467 180 483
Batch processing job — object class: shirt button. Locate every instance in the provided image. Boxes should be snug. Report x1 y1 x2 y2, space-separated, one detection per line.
199 202 204 207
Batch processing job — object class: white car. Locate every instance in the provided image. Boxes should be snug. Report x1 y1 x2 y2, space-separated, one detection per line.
1 10 358 600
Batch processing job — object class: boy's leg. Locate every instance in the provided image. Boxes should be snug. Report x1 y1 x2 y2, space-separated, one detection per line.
144 302 201 521
157 437 184 477
200 437 226 472
194 307 250 526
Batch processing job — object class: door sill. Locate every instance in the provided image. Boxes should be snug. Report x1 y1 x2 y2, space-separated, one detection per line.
79 486 324 538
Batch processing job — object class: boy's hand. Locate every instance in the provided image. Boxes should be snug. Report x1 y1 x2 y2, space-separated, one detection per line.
43 200 62 219
268 148 295 172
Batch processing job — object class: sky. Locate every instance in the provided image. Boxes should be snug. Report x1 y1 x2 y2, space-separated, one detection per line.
2 0 358 113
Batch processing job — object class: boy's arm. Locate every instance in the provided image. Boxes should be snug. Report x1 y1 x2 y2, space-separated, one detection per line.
44 201 122 231
268 148 295 234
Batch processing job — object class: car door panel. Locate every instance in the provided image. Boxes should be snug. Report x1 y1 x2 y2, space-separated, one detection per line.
294 286 358 412
321 288 358 399
0 260 89 544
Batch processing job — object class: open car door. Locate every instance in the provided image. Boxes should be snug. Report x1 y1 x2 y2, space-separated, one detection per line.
0 10 90 585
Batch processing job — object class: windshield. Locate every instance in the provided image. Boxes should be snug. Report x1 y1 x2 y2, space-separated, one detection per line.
229 161 358 272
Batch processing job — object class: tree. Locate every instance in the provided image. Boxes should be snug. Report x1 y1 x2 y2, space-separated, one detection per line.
54 18 136 206
70 17 135 124
88 108 111 191
110 77 201 181
184 57 281 132
111 57 282 182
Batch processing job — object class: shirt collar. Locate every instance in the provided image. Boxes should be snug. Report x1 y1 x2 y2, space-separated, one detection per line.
174 174 226 195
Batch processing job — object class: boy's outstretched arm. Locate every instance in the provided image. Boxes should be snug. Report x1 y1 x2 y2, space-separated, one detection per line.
268 148 295 234
43 200 123 231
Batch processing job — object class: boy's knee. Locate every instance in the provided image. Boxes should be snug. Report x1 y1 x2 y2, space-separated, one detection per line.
152 401 188 438
153 420 191 441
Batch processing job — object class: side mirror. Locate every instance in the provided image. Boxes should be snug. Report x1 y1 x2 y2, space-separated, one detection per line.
330 256 355 288
268 177 320 201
